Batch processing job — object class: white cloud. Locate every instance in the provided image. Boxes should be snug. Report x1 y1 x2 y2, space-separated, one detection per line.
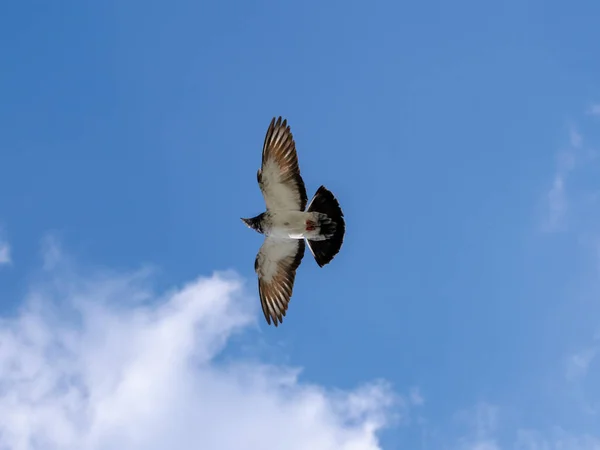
409 387 424 406
544 174 567 232
516 429 600 450
542 120 599 233
542 133 579 232
0 241 9 265
569 127 583 149
40 234 61 270
464 442 500 450
565 347 597 381
451 403 501 450
0 226 10 266
587 104 600 117
0 254 401 450
450 406 600 450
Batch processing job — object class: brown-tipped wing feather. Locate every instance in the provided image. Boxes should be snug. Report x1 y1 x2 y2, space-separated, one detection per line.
257 117 308 211
255 236 305 326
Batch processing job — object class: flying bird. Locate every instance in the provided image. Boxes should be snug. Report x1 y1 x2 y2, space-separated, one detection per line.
241 117 345 327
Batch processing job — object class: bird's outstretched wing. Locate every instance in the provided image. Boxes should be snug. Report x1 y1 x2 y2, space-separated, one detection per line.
255 236 305 326
257 117 308 211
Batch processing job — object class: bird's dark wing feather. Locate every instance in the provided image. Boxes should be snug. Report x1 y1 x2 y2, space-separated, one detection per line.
257 117 308 211
255 236 305 326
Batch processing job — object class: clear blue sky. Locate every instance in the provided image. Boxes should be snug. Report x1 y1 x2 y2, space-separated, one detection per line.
2 1 600 448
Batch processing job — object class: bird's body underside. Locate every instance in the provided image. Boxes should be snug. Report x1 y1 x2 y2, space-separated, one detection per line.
241 116 345 327
256 210 334 241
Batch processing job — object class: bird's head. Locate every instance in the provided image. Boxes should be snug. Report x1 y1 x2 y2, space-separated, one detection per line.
241 214 264 234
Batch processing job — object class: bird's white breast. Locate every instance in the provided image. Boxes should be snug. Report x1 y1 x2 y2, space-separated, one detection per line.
267 211 313 239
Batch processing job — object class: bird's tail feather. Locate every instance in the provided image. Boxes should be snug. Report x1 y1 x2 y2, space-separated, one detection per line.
306 185 345 267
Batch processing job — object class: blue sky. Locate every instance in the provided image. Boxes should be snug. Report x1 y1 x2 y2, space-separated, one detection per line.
2 0 600 448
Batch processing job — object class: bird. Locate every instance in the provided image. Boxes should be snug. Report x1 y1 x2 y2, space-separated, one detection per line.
241 116 345 327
